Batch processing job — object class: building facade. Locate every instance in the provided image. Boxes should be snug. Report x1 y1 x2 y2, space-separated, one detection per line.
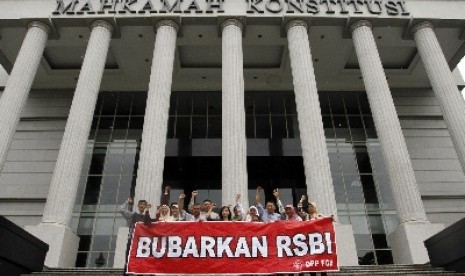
1 0 465 270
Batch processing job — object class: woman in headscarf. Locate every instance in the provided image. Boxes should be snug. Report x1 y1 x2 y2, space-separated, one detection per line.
156 204 174 221
243 206 261 222
306 201 324 220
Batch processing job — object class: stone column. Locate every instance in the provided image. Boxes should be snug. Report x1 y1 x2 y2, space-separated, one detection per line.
134 20 178 206
286 20 337 217
351 20 443 264
287 20 357 265
412 21 465 174
26 20 114 267
221 19 249 207
0 21 50 171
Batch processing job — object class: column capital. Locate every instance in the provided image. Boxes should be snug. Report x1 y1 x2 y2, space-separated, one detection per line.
411 21 434 35
155 20 180 33
90 20 114 33
27 21 51 35
285 19 308 33
221 19 243 32
350 20 372 33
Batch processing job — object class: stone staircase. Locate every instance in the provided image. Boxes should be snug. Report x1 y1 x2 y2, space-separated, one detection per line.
23 264 465 276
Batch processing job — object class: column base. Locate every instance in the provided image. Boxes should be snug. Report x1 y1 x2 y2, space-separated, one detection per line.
388 221 444 264
25 223 79 267
113 227 129 269
335 223 359 266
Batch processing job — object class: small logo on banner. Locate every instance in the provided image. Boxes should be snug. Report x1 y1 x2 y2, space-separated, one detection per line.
292 259 303 271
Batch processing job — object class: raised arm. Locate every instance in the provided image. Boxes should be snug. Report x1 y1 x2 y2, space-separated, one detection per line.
143 203 152 226
178 193 186 214
273 189 285 214
188 190 198 211
234 193 245 218
119 197 133 221
255 186 263 205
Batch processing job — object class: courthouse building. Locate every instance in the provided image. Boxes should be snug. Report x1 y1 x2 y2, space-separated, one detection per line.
1 0 465 270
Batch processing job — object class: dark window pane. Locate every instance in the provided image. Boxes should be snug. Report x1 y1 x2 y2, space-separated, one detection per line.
271 115 287 139
356 149 373 174
89 118 99 139
101 93 117 115
269 93 285 115
375 250 393 264
78 235 92 251
192 117 207 138
255 116 271 138
113 117 130 129
349 116 366 141
167 117 175 139
193 94 207 115
96 118 114 142
132 93 147 115
334 116 350 140
323 116 335 139
246 115 255 138
89 154 105 175
128 117 144 140
207 93 221 115
75 253 88 267
177 95 192 116
361 175 378 204
344 95 360 114
363 115 377 138
83 176 102 205
358 93 371 115
116 93 132 115
372 234 388 249
319 94 330 114
329 94 345 114
207 116 221 138
176 117 191 139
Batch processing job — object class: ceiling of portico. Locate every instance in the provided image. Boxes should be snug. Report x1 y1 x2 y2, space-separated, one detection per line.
0 19 464 92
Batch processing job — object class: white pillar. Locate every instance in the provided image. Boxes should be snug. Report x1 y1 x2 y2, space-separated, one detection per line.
286 20 337 217
412 21 465 174
26 20 114 267
350 20 443 264
287 20 358 266
134 20 178 206
0 21 50 171
221 19 249 208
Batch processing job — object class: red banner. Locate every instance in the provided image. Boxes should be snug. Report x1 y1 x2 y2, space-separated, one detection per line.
127 218 338 275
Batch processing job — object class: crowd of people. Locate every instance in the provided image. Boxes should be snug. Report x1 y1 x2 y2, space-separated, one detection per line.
120 186 331 276
120 186 330 226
